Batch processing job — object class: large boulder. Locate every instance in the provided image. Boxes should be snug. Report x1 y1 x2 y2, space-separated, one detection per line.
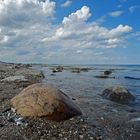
10 84 82 121
102 86 135 104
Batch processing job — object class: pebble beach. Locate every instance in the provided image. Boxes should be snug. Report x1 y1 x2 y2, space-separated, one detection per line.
0 63 140 140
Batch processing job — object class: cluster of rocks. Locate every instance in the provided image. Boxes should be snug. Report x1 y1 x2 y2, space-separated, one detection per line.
0 63 45 84
71 68 91 73
0 107 28 127
51 66 91 74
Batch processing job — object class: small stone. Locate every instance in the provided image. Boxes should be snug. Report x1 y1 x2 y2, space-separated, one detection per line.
82 128 85 131
7 117 15 123
16 121 23 126
100 117 104 120
80 119 84 122
0 124 4 127
11 108 16 113
25 123 28 127
8 113 10 117
79 135 84 139
59 134 63 137
70 118 74 121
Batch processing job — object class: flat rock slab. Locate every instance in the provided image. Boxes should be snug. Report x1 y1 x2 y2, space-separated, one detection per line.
102 86 135 104
124 76 140 80
1 75 28 82
10 83 82 122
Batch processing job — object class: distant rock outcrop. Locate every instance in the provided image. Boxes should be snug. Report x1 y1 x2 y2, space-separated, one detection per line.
11 84 82 121
102 86 135 104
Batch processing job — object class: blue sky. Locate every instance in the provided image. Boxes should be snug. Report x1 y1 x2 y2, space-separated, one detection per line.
0 0 140 64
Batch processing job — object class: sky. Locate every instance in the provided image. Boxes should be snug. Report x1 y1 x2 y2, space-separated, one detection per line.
0 0 140 64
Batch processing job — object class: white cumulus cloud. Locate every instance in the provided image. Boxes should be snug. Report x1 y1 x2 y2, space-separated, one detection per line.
61 0 72 8
0 2 133 63
129 5 140 13
109 10 123 17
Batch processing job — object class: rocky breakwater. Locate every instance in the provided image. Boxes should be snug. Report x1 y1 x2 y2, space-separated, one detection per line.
10 83 82 122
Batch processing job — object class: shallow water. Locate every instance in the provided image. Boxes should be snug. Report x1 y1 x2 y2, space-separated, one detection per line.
33 64 140 108
28 65 140 139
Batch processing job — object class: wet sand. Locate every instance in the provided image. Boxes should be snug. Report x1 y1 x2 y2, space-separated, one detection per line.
0 63 140 140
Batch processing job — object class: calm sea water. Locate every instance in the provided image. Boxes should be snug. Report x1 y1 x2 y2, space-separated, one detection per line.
33 65 140 108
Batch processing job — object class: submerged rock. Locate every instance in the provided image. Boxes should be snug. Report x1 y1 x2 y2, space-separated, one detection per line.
10 83 82 121
102 86 135 104
124 76 140 80
94 75 109 79
72 68 81 73
80 68 90 72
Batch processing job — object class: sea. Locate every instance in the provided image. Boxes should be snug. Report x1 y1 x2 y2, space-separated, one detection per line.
33 64 140 109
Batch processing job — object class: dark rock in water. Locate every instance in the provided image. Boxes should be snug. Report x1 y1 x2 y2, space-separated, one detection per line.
95 70 114 79
124 76 140 80
102 86 135 104
72 68 81 73
52 66 63 73
52 69 57 73
80 68 89 72
94 75 109 79
104 70 112 75
11 83 82 122
50 73 56 76
56 66 63 72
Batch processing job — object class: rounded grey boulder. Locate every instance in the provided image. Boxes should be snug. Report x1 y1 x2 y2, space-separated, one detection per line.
102 86 135 104
11 83 82 122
